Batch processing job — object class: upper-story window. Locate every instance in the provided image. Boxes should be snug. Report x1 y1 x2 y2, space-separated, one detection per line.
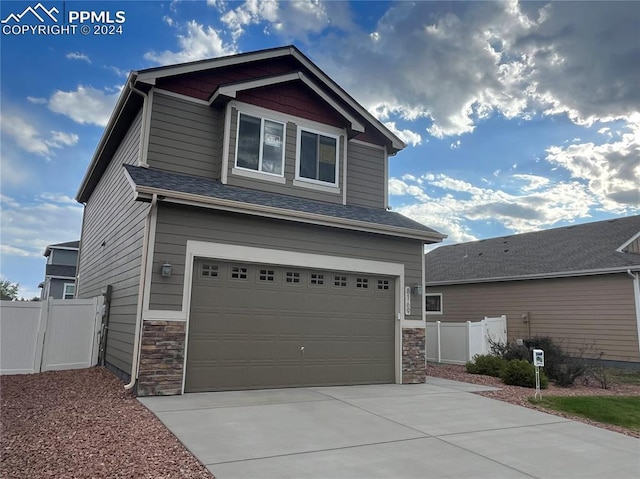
296 128 339 186
236 112 285 176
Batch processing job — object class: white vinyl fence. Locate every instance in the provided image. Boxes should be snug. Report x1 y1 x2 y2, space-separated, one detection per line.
0 297 103 375
427 315 507 365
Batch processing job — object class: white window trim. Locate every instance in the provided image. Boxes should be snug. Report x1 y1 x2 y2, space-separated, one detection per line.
295 126 340 188
234 111 286 179
63 282 75 300
426 293 443 315
232 167 287 184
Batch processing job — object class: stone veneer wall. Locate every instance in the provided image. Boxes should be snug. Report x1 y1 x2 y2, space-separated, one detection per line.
137 320 185 396
402 328 426 383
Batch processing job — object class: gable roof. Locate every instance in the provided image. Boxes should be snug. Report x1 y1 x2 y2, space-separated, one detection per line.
124 165 444 243
425 216 640 285
76 46 404 203
44 240 80 257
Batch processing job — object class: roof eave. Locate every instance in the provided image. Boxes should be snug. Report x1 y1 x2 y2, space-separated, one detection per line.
129 181 443 243
426 265 640 286
75 72 136 203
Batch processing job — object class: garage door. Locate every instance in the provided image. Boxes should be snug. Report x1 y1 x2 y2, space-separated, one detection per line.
185 259 396 392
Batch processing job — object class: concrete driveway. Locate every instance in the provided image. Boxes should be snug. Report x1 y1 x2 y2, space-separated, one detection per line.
139 378 640 479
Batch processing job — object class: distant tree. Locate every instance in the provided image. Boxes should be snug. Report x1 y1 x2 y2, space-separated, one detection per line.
0 280 20 300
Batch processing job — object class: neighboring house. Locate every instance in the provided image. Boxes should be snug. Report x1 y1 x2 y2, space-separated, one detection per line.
75 46 445 396
425 216 640 366
39 240 79 300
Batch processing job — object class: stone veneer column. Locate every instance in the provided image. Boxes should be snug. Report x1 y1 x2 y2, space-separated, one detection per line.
137 320 185 396
402 328 426 384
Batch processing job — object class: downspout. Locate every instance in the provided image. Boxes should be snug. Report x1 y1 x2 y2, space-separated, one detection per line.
125 193 157 390
626 269 640 361
128 75 149 165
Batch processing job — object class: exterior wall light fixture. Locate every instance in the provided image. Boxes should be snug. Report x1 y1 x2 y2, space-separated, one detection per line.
161 261 172 277
412 284 423 295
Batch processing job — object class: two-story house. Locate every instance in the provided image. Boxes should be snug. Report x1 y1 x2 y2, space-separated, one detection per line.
39 240 79 300
75 46 444 396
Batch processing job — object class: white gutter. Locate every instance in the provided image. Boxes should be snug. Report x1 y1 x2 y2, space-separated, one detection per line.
627 269 640 360
427 266 640 286
125 194 157 390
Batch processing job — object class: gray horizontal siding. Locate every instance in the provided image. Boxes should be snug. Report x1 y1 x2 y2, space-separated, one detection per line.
346 141 385 208
427 274 639 363
149 203 423 318
226 107 344 203
147 91 222 179
76 109 148 375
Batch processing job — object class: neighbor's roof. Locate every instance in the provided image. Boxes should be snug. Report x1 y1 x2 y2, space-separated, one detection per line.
124 165 445 243
425 216 640 285
43 240 80 257
76 45 405 203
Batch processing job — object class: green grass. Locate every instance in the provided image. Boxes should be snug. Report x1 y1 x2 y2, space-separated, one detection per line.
529 396 640 431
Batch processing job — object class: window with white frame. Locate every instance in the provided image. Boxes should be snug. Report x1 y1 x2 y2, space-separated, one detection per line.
426 293 443 314
63 283 75 300
297 128 338 185
235 112 285 176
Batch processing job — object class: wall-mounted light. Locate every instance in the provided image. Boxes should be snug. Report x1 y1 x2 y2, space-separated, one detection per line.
161 261 172 277
411 284 423 295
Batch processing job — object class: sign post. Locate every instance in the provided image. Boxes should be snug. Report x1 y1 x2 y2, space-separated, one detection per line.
533 349 544 399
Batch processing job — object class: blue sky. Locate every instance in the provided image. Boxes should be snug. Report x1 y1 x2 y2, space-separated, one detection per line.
1 0 639 299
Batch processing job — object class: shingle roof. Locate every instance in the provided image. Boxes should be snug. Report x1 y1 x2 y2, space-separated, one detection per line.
44 240 79 257
49 240 79 249
45 264 76 278
425 216 640 284
124 165 444 240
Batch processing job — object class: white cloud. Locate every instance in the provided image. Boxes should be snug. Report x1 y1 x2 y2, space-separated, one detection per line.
0 113 78 158
66 52 91 63
219 0 351 42
450 140 461 150
309 2 638 139
384 122 421 147
144 20 236 65
512 174 550 192
48 85 120 127
27 96 47 104
0 194 83 259
388 172 598 241
545 119 640 209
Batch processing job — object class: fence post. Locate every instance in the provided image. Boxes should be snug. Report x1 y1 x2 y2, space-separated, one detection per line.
466 321 472 362
481 318 487 355
436 320 441 363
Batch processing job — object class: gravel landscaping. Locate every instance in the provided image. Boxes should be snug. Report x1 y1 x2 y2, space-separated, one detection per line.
1 367 213 479
2 364 637 478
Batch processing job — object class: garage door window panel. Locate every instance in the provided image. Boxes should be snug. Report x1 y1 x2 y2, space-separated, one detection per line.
201 263 219 279
231 266 248 280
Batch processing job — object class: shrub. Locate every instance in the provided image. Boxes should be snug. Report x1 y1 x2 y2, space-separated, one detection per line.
489 338 530 362
526 337 587 386
500 359 548 389
466 354 507 377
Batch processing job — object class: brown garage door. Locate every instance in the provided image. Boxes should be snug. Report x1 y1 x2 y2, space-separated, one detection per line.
185 259 396 392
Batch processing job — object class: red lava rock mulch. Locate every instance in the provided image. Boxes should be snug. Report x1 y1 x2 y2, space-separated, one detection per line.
427 362 640 438
0 367 213 479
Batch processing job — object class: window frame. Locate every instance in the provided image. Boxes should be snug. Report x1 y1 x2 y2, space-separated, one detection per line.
63 283 75 300
425 293 443 315
234 110 286 179
295 126 340 188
